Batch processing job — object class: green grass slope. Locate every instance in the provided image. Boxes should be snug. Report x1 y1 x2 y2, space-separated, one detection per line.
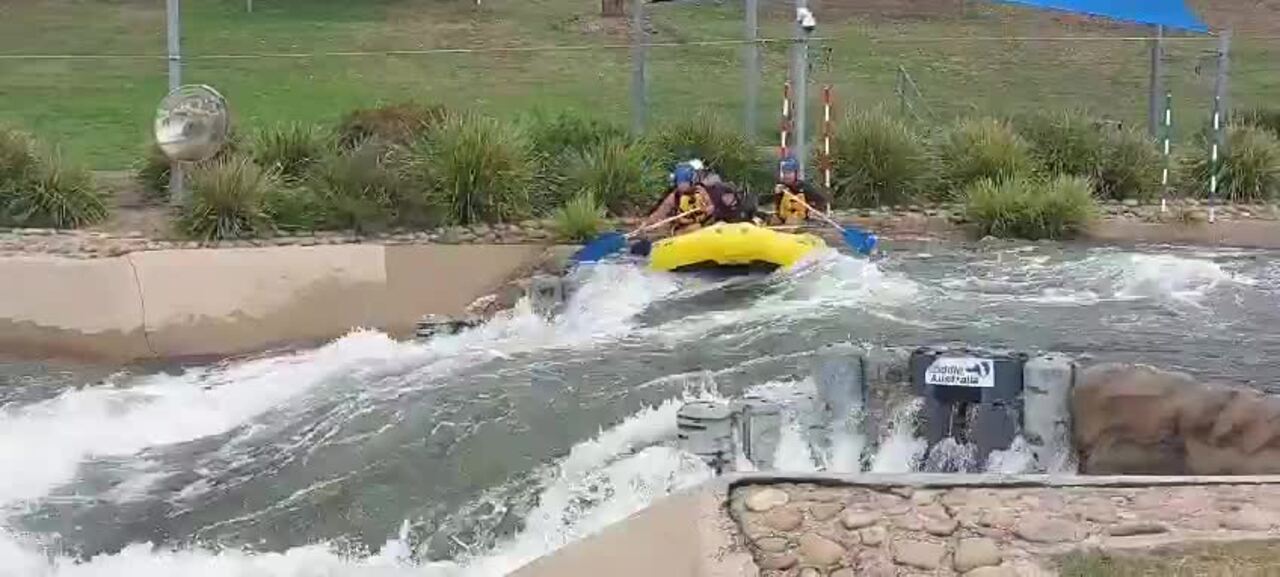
0 0 1275 168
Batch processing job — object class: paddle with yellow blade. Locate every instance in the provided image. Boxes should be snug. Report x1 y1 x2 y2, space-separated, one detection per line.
785 192 878 256
570 209 701 263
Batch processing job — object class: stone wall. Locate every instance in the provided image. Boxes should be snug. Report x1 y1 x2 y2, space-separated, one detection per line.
730 480 1280 577
513 475 1280 577
0 244 549 361
5 199 1280 261
1072 363 1280 476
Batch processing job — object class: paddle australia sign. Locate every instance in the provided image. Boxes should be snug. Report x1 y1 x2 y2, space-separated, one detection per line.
924 357 995 388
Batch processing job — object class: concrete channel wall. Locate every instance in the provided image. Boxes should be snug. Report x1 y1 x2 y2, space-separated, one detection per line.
0 244 546 361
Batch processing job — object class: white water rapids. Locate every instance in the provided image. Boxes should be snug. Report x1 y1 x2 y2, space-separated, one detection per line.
1 243 1275 576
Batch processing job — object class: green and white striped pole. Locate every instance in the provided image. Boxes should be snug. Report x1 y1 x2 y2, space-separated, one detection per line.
1209 94 1222 224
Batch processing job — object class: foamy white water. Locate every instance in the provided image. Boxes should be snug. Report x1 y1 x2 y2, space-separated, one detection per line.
870 399 928 474
0 262 695 577
0 330 415 509
0 395 712 577
646 251 922 342
772 415 819 473
5 244 1273 577
1113 254 1242 303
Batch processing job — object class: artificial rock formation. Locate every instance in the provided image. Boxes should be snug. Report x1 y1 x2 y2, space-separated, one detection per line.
1072 363 1280 475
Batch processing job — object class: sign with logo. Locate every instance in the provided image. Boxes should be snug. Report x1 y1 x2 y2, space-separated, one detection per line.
924 357 995 388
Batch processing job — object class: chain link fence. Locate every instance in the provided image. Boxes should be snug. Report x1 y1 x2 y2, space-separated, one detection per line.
0 0 1275 171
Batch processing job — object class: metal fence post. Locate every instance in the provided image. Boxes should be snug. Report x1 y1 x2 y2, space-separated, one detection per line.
1147 25 1164 137
744 0 759 141
166 0 185 207
630 0 647 136
1215 30 1232 123
791 0 811 179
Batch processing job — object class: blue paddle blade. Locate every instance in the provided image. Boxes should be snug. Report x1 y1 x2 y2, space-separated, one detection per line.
841 228 878 256
571 232 627 263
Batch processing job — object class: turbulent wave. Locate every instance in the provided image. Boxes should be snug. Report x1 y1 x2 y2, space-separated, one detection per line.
1 246 1276 576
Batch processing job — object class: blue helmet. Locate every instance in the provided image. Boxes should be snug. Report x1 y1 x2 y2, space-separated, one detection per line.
779 156 800 173
673 163 696 185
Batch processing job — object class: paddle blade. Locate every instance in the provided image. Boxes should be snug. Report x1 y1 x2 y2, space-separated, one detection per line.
841 228 879 256
571 232 627 263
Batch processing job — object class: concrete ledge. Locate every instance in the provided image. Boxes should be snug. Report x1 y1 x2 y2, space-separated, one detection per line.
0 256 153 359
0 244 549 361
1086 220 1280 249
511 480 754 577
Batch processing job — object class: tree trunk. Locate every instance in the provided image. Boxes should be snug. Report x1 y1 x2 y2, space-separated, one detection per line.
601 0 625 17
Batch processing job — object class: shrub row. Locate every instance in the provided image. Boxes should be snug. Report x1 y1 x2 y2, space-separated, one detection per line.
965 175 1096 240
831 109 1280 207
0 126 107 229
142 104 771 240
122 104 1280 241
828 108 1280 239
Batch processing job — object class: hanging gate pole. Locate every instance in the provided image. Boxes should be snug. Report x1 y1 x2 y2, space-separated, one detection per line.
1160 92 1173 214
821 85 833 189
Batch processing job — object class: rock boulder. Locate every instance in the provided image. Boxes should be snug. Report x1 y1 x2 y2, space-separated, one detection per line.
1073 363 1280 475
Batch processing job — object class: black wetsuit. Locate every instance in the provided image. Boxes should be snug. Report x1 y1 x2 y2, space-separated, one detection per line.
705 182 762 223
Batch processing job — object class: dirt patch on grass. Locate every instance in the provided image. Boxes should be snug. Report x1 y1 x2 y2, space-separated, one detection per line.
92 170 175 238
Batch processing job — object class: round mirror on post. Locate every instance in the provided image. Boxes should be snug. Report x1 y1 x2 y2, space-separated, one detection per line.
153 84 230 204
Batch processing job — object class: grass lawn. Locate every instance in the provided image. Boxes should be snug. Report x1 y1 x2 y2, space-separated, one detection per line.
1058 540 1280 576
0 0 1276 169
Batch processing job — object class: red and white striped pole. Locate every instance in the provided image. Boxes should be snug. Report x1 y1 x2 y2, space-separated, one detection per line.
780 81 792 172
821 85 833 189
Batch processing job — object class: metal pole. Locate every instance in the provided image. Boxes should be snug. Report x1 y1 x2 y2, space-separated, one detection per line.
744 0 759 141
247 0 253 13
791 0 810 180
1147 25 1164 137
166 0 185 206
630 0 647 136
1214 30 1232 130
897 67 906 117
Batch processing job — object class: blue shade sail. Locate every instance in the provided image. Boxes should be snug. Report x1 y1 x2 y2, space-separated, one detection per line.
992 0 1209 32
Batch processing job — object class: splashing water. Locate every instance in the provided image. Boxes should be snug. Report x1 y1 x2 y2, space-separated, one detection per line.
4 244 1280 576
0 396 712 577
772 414 819 473
870 399 928 474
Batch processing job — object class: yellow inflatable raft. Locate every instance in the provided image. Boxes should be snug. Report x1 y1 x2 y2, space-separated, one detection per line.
648 222 826 273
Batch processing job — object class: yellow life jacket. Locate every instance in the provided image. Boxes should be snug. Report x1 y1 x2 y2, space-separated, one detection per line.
675 187 710 228
777 189 809 225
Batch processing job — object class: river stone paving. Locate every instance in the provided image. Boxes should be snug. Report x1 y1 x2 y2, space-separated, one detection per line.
3 200 1277 258
728 482 1280 576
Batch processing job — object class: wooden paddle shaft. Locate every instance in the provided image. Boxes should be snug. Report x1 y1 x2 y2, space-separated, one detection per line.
786 191 845 231
628 208 701 238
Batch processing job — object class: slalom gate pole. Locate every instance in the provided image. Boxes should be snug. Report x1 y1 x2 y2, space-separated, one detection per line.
1209 95 1222 224
1160 91 1172 214
822 85 833 189
780 81 792 174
